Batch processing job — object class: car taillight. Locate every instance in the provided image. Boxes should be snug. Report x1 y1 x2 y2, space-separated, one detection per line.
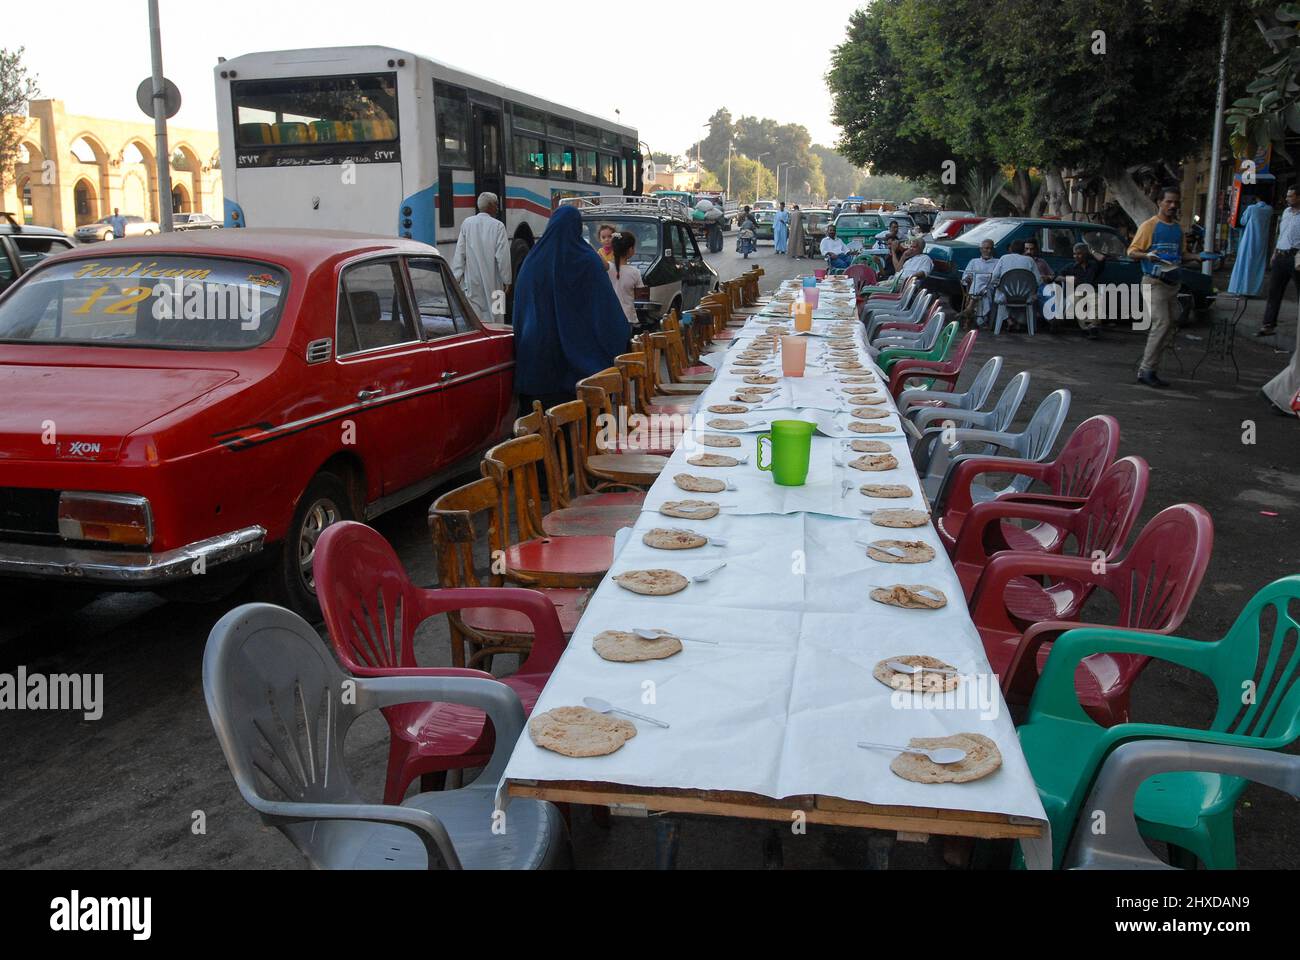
58 493 153 546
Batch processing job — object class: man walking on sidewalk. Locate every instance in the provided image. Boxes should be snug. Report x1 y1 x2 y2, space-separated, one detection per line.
1127 185 1190 388
1258 185 1300 337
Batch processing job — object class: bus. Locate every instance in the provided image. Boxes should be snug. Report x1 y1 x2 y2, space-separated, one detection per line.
214 46 643 247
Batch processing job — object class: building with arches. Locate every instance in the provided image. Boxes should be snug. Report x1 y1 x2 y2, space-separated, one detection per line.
1 99 221 231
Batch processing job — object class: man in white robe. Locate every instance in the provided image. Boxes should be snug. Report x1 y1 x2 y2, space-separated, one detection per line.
452 192 511 322
961 239 998 328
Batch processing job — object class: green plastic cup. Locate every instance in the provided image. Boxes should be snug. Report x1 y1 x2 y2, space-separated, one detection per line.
757 419 816 487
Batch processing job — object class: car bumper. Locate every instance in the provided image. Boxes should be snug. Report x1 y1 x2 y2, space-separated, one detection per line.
0 525 266 585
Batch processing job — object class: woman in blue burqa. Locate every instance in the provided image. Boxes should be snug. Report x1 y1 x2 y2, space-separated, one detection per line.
512 205 631 411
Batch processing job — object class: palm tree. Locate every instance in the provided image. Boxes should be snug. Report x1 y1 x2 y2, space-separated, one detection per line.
962 169 1009 216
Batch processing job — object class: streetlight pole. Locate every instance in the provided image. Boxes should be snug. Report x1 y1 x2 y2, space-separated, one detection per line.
756 152 770 205
726 142 736 198
1202 8 1231 277
147 0 174 231
776 162 789 201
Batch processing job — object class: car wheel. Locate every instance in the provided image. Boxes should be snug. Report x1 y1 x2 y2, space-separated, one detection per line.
101 232 113 242
255 470 354 622
142 229 154 236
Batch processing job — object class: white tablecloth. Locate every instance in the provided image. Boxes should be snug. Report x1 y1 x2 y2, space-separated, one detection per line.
501 281 1051 866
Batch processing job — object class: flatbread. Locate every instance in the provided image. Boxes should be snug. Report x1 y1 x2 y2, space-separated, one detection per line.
674 474 726 493
744 375 779 385
643 528 708 550
841 376 875 384
870 584 948 609
594 630 683 663
843 387 878 396
850 440 891 453
850 454 899 472
836 362 865 370
852 407 890 420
866 539 935 564
733 359 763 367
890 734 1002 785
870 508 931 528
700 434 742 448
688 452 741 468
732 393 766 405
873 655 959 693
614 569 690 596
850 422 894 435
852 397 888 406
708 404 750 415
660 500 720 520
860 484 914 500
708 419 750 431
529 706 637 757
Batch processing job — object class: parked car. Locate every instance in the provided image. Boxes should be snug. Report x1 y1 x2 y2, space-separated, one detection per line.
571 195 717 324
752 199 777 212
923 217 1217 318
0 229 516 618
831 211 894 247
172 213 222 232
931 216 985 241
0 214 74 294
799 209 836 257
753 209 778 243
75 215 159 243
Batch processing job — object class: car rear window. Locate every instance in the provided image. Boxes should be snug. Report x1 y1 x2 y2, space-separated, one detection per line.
583 219 660 265
0 256 288 349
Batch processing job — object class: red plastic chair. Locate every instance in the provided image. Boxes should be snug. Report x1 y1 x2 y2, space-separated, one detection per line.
935 415 1121 551
951 456 1149 600
968 503 1214 724
845 263 877 292
887 329 977 400
314 521 567 804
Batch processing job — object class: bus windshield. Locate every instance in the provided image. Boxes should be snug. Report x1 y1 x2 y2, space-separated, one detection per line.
233 73 399 149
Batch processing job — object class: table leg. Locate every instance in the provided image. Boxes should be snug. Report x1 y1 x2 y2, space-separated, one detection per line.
654 818 681 870
865 831 895 870
762 826 784 869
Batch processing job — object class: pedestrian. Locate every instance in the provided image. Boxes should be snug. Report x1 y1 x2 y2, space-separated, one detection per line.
789 204 806 260
606 230 642 333
773 201 790 255
512 205 629 413
452 192 510 323
504 221 536 325
107 207 127 240
1261 321 1300 418
1256 185 1300 336
1228 191 1272 299
1127 185 1193 388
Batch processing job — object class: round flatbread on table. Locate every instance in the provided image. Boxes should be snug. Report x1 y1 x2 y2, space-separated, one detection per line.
861 484 913 500
700 434 742 448
870 508 931 528
614 569 690 596
688 452 740 468
708 404 750 415
675 474 726 493
529 706 638 757
841 375 875 384
870 584 947 609
850 454 899 472
850 439 891 453
866 539 935 563
850 421 894 435
853 397 887 406
708 419 751 431
732 392 767 404
843 386 878 396
642 528 708 550
890 734 1002 784
660 500 720 520
733 359 763 367
873 655 959 693
594 630 683 663
852 407 890 420
744 375 779 385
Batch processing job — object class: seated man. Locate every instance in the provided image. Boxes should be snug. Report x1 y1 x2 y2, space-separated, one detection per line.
1052 242 1108 339
961 239 999 328
820 224 854 270
1022 238 1055 283
895 237 934 281
990 240 1041 330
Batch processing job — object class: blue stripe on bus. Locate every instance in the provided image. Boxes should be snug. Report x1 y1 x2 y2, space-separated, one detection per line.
506 185 551 208
224 197 246 228
399 184 438 245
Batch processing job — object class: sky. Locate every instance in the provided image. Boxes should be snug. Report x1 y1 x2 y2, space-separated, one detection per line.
10 0 867 157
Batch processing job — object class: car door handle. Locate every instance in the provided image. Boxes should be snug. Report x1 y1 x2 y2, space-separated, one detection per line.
440 371 460 382
357 389 385 402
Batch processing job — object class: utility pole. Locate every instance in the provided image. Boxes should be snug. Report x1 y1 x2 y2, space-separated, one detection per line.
148 0 175 231
757 152 770 205
1202 8 1231 276
726 141 735 198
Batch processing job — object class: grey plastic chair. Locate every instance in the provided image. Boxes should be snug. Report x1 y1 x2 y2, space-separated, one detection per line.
865 290 933 337
203 603 570 870
1066 740 1300 870
910 369 1029 437
870 310 942 350
899 355 1003 423
992 268 1039 335
920 388 1071 503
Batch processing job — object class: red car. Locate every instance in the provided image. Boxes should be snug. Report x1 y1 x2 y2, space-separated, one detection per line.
0 230 515 617
931 217 985 241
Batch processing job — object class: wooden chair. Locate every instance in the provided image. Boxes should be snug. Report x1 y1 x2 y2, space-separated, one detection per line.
663 313 715 384
613 351 681 454
545 399 652 505
572 372 669 489
481 434 614 590
429 476 590 668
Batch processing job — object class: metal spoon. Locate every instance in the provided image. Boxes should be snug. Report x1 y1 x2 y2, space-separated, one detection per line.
855 541 908 559
857 741 967 764
634 628 720 646
885 660 959 677
583 696 670 729
693 562 728 583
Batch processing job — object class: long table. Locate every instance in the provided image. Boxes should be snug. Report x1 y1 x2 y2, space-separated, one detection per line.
502 280 1050 866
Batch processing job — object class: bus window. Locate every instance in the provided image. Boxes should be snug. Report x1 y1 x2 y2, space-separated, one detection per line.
576 150 597 183
512 135 545 177
599 154 617 187
232 73 399 148
547 143 574 180
435 83 469 168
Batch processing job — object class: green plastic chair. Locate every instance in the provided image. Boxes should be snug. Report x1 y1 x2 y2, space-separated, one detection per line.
860 274 907 297
877 321 958 375
1018 574 1300 868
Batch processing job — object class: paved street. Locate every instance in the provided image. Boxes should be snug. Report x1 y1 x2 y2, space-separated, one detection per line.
1 241 1295 870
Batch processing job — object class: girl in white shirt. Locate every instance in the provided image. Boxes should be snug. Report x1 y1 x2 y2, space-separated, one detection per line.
607 231 642 331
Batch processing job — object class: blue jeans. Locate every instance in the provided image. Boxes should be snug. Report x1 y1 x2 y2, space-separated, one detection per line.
827 254 853 270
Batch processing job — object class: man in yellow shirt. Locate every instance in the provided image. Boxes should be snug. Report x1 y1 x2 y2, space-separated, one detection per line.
1127 186 1195 388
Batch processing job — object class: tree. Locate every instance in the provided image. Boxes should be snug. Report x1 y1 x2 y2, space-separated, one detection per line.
650 151 678 166
812 144 864 198
0 47 39 193
1226 5 1300 159
688 108 827 201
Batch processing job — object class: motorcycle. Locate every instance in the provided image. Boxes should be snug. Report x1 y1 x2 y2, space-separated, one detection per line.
737 225 757 259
